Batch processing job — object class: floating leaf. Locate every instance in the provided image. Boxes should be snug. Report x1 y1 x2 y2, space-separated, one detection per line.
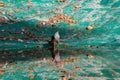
86 24 94 30
88 54 95 58
14 9 19 13
61 76 67 80
36 11 40 15
73 4 82 10
70 73 77 77
58 0 66 2
29 75 34 79
0 70 5 75
36 63 41 67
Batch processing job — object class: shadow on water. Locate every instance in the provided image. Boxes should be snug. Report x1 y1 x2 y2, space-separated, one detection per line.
0 46 119 62
0 48 83 62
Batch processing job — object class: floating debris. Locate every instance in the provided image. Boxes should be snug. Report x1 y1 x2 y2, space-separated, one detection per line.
73 4 81 10
68 20 76 26
86 52 95 58
56 8 63 13
67 57 77 62
1 11 6 14
14 9 19 13
37 13 75 27
18 39 23 42
36 63 41 67
74 65 81 70
70 73 77 77
28 0 31 4
37 21 49 27
1 29 5 32
54 14 71 20
29 75 35 79
0 16 8 23
53 13 75 25
0 70 5 75
18 50 23 53
87 45 99 49
108 20 113 22
111 7 116 10
3 37 7 40
36 11 40 15
0 1 5 7
88 54 95 58
45 3 49 6
86 24 94 30
61 76 67 80
58 0 66 2
27 0 32 8
61 70 68 75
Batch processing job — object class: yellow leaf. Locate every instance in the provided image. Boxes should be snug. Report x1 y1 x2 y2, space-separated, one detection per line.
29 75 34 79
14 9 19 13
61 76 67 80
0 70 5 75
88 55 95 58
36 11 40 15
36 63 41 67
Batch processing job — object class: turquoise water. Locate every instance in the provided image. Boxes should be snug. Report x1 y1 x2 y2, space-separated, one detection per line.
0 0 120 79
0 48 120 80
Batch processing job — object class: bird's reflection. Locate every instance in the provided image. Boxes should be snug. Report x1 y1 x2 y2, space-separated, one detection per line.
51 48 60 63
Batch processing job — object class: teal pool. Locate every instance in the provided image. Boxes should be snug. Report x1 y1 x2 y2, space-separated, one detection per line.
0 0 120 80
0 47 120 80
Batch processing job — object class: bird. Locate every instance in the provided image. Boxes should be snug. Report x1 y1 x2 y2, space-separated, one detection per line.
54 30 60 43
